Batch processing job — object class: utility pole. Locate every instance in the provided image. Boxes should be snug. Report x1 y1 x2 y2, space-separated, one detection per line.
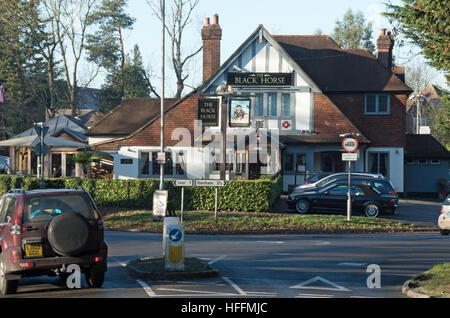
159 0 165 191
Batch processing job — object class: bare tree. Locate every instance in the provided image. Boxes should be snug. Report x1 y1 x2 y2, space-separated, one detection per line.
147 0 202 98
46 0 99 116
406 59 437 92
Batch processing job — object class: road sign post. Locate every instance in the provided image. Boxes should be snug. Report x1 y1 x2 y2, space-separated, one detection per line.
341 135 360 221
172 179 193 223
194 180 227 221
34 123 49 189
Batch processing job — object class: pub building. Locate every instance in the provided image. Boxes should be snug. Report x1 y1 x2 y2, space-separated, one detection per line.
86 14 411 193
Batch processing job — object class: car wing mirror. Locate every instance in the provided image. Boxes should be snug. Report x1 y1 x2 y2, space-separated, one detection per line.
323 191 329 195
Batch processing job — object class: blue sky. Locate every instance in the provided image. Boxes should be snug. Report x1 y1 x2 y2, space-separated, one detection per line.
88 0 447 93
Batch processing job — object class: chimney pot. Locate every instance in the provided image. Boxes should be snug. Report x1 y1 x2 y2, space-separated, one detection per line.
381 28 386 35
205 17 210 26
213 14 219 25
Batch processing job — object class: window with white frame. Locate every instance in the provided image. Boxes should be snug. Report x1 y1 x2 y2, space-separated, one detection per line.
368 152 389 178
252 92 293 119
365 94 390 114
140 151 186 177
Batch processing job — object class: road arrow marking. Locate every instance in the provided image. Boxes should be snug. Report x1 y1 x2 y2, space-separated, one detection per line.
290 276 351 292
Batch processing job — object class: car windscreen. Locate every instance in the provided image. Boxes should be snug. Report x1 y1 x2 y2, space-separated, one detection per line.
23 194 95 223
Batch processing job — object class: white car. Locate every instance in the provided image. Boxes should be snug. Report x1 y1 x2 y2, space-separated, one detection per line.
438 195 450 235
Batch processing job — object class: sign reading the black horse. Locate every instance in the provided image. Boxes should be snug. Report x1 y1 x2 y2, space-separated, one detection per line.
227 72 293 87
198 99 219 126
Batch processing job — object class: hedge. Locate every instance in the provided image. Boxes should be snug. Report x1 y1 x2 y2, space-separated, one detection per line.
0 175 282 212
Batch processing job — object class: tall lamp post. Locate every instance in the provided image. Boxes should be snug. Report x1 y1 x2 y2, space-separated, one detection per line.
408 93 428 134
159 0 166 191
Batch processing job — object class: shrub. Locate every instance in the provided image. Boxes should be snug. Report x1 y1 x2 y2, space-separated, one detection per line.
0 175 282 211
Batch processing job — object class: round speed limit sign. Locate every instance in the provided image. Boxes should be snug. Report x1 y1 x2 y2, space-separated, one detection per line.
342 137 358 153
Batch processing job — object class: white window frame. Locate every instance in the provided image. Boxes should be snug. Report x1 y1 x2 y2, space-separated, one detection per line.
364 94 390 115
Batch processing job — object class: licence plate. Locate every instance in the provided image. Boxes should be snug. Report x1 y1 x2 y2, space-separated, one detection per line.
24 243 43 258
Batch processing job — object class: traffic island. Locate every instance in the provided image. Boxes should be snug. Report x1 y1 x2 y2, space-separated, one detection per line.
402 263 450 298
126 257 219 281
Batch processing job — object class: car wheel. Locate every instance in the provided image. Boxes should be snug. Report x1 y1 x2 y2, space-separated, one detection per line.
0 255 18 296
440 229 449 236
364 204 380 218
85 270 105 288
295 199 310 214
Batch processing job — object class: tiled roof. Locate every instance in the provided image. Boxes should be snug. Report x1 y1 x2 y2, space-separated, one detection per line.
406 134 450 159
273 35 411 93
85 98 180 136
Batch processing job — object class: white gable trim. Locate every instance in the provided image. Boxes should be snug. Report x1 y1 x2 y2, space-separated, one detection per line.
201 25 322 94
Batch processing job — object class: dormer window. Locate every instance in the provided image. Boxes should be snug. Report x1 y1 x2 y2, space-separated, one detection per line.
365 94 390 115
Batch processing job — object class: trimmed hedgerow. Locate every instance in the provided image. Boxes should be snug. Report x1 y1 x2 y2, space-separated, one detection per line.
0 175 282 211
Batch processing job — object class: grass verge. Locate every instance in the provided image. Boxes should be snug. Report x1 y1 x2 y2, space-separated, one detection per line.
102 209 435 234
410 263 450 298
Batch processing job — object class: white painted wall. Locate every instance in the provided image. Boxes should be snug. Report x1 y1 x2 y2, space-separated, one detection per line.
112 146 206 180
365 147 404 192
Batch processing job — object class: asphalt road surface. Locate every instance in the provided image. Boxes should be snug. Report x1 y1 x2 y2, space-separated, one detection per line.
6 230 450 299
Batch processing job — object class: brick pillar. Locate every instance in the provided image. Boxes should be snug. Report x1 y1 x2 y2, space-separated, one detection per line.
201 14 222 83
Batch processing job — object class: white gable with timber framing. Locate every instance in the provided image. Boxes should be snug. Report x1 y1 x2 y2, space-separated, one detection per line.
201 25 321 133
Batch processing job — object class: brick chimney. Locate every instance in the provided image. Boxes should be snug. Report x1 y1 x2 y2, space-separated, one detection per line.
376 28 394 71
202 14 222 83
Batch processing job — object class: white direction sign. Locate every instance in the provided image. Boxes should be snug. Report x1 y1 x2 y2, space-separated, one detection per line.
342 153 358 161
195 179 227 187
172 179 193 187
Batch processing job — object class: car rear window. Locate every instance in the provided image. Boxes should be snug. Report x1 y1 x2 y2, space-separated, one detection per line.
23 194 95 223
371 180 394 191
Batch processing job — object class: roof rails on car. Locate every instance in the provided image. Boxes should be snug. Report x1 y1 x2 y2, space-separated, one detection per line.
7 189 26 194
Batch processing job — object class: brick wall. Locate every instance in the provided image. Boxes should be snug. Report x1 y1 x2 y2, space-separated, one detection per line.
314 93 363 136
326 93 407 147
95 95 200 151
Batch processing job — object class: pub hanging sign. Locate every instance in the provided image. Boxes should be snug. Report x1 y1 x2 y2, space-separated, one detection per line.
198 98 219 126
227 72 293 87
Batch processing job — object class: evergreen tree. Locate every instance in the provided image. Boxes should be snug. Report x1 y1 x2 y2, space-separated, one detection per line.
0 0 47 134
332 9 375 53
384 0 450 84
86 0 135 97
99 45 150 113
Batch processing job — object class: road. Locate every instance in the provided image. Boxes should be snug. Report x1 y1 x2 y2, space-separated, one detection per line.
6 230 450 299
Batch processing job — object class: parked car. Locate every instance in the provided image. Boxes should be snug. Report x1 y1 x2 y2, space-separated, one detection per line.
438 195 450 235
304 172 332 184
293 172 385 193
287 181 398 217
0 187 107 295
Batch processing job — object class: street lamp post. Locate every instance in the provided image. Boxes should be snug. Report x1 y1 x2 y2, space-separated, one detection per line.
160 0 165 191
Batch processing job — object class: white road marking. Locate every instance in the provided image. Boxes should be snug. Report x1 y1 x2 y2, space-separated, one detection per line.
136 279 156 297
290 276 351 292
208 255 227 265
222 276 247 296
314 241 331 246
256 241 285 244
108 256 127 267
156 287 237 296
338 262 368 266
295 293 334 298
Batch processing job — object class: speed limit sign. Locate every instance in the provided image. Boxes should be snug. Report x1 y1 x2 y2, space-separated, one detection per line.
342 137 358 153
